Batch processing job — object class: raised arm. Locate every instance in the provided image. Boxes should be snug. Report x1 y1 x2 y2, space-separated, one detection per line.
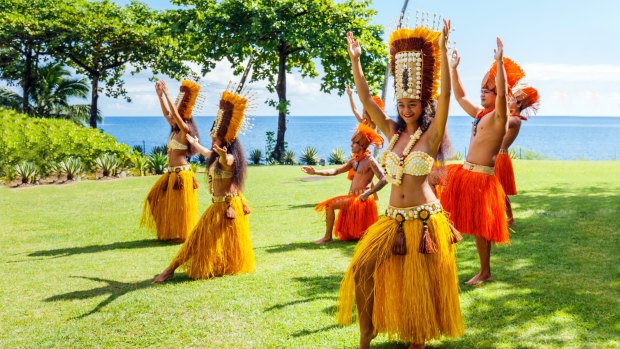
360 157 387 201
427 19 451 154
160 81 190 133
213 144 234 168
494 37 508 122
346 85 364 123
346 32 395 137
155 81 174 127
186 134 213 157
450 49 482 118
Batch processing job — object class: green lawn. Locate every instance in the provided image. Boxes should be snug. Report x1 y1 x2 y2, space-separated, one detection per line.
1 161 619 348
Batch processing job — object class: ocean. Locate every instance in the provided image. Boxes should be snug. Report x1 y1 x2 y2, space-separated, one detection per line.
99 116 620 161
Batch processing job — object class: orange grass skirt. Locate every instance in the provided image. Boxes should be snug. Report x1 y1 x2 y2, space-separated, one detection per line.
440 164 509 243
169 196 255 279
140 170 198 241
315 195 378 241
495 153 517 195
337 212 464 343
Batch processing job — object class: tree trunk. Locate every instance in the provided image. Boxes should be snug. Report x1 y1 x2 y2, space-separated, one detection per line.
89 74 99 128
272 49 287 162
22 48 33 115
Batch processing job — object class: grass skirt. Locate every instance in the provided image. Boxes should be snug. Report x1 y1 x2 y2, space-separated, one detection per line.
337 212 464 343
315 195 378 240
169 196 255 279
495 153 517 195
441 164 509 243
141 170 198 241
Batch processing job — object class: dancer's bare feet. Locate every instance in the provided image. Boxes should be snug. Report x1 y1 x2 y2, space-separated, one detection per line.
465 272 493 286
507 216 515 227
152 267 175 284
359 331 377 349
315 237 333 244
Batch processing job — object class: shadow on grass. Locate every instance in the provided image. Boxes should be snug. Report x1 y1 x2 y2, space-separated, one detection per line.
28 239 171 258
44 275 186 318
260 240 356 254
288 203 318 209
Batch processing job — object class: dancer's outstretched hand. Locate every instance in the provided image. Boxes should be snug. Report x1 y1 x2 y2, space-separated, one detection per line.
440 19 451 50
155 81 164 97
345 84 353 96
301 166 316 175
494 37 504 61
450 49 460 69
213 143 227 157
346 31 362 60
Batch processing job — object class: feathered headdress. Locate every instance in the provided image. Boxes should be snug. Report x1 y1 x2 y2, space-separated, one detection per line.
352 122 384 149
512 83 540 118
371 95 385 110
388 16 442 102
481 57 525 92
174 80 203 120
210 82 253 145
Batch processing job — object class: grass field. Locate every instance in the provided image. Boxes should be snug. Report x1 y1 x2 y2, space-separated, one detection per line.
1 161 619 348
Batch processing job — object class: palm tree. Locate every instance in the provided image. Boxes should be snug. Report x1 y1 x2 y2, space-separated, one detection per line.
0 62 100 125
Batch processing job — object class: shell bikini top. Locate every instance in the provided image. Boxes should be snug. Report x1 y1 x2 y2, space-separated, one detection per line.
380 128 434 185
208 161 233 179
167 137 188 151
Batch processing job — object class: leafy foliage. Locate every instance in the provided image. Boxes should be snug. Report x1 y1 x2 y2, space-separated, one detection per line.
131 154 148 177
14 161 38 184
151 144 167 156
328 148 347 165
147 152 168 175
0 109 133 173
249 149 262 165
60 157 82 180
283 150 297 165
95 153 121 177
299 146 320 165
189 163 199 173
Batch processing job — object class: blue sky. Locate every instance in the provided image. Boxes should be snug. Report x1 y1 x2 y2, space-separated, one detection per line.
27 1 620 116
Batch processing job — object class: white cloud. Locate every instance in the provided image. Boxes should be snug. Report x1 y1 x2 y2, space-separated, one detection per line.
522 63 620 82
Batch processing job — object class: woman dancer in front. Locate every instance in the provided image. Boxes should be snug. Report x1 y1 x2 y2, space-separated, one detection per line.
153 87 255 284
141 80 201 242
338 19 463 349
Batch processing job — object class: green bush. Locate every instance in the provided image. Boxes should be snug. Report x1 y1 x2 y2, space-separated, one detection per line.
283 150 297 165
328 148 347 165
95 153 121 177
299 146 319 165
131 154 148 176
147 152 168 175
151 144 167 155
0 110 132 173
190 163 199 173
60 157 82 181
249 149 262 165
14 161 38 184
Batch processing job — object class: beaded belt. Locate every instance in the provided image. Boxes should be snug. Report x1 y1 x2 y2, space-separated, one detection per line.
212 192 239 203
499 149 509 155
167 164 191 172
463 161 494 175
385 201 442 221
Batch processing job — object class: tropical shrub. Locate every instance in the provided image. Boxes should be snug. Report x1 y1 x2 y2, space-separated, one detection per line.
147 152 168 174
14 161 38 184
249 149 262 165
0 110 132 173
151 144 167 155
95 153 121 177
283 150 297 165
328 148 347 165
60 157 82 181
49 161 65 180
132 154 148 176
299 146 319 165
132 144 144 155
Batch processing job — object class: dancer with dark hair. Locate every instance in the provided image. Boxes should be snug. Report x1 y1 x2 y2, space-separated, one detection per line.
303 123 387 243
141 80 201 242
338 18 463 349
440 41 525 285
497 84 540 225
153 87 255 284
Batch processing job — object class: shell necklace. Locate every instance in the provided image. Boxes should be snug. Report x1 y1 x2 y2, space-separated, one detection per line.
381 128 423 185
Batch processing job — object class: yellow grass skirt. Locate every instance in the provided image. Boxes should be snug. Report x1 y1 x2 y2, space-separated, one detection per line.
169 195 255 279
141 170 198 241
337 212 464 343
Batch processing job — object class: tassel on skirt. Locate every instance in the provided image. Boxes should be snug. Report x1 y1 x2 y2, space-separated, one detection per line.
337 206 463 344
169 195 255 279
141 169 198 241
